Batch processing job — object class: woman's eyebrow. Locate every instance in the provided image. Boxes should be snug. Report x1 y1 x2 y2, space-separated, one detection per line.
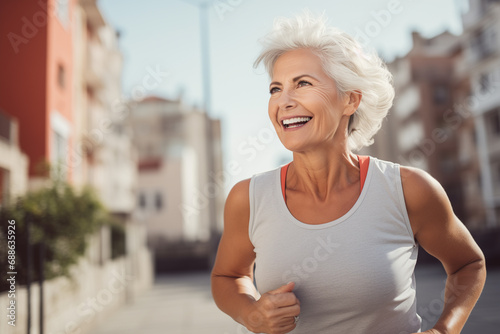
269 74 319 88
292 74 318 82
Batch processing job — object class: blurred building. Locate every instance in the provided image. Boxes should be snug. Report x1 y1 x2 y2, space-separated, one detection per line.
0 0 76 184
366 31 468 221
0 110 28 207
365 0 500 229
74 0 137 216
0 0 136 217
461 0 500 227
0 2 152 333
129 96 224 270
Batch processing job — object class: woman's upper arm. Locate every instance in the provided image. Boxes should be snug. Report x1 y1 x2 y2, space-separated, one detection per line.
400 166 485 274
212 179 256 279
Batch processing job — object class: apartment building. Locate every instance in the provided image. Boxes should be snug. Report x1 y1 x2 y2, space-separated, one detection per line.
74 0 137 215
366 31 467 220
0 0 136 215
461 0 500 227
0 0 76 184
129 96 224 268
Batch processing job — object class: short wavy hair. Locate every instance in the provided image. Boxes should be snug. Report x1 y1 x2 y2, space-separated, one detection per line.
254 11 394 151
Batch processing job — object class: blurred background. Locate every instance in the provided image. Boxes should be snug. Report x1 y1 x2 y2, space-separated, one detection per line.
0 0 499 333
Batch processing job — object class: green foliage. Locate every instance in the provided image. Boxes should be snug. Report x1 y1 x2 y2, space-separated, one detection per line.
0 181 108 292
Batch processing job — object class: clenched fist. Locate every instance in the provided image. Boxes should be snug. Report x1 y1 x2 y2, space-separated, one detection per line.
243 282 301 334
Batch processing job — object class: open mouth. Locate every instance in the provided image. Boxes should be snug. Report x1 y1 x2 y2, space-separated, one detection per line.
282 116 312 129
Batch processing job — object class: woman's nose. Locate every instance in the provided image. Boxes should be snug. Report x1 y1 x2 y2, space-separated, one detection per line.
278 90 297 111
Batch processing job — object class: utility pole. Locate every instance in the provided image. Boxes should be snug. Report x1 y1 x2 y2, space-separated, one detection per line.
199 1 213 115
179 0 218 267
180 0 213 115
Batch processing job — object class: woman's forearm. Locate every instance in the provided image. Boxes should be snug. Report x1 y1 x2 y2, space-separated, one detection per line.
211 274 259 326
432 259 486 333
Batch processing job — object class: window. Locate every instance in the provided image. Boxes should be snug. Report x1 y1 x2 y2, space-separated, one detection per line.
138 192 146 209
50 112 70 177
472 26 496 60
492 109 500 136
479 73 490 93
113 123 123 135
155 192 163 211
57 64 65 89
51 131 66 162
440 153 456 174
497 163 500 184
433 85 448 104
56 0 69 28
0 110 12 143
51 130 67 178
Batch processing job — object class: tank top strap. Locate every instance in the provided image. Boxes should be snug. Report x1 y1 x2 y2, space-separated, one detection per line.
357 155 370 191
280 163 291 203
280 156 370 202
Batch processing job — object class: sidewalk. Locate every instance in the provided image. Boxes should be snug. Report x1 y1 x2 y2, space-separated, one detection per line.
91 266 500 334
90 271 243 334
415 264 500 333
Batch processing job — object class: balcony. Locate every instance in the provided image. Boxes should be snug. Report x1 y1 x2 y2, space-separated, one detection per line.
85 39 106 88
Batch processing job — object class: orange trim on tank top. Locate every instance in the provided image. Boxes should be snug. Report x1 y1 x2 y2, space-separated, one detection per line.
280 155 370 203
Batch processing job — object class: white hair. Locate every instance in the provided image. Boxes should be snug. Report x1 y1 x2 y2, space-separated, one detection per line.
254 11 395 151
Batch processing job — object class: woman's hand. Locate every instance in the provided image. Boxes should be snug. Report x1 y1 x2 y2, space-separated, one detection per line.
243 282 301 334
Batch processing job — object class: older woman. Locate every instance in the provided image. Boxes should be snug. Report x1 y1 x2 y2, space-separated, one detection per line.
211 12 486 334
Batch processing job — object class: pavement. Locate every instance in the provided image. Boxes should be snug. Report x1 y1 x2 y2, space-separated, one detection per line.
91 265 500 334
415 265 500 333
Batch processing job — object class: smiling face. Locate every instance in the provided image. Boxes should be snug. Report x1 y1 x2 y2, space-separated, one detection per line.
268 48 356 153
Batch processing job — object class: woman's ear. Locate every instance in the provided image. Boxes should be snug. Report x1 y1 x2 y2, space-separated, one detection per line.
344 90 362 116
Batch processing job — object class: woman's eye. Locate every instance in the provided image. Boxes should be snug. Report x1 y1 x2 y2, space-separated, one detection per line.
269 87 280 94
298 80 312 87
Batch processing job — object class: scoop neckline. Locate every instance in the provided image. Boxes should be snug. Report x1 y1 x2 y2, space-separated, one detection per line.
276 157 374 230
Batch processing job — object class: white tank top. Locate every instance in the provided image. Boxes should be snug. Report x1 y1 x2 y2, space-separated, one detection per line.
249 157 421 333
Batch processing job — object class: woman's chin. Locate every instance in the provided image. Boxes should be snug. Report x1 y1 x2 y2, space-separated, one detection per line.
280 140 314 153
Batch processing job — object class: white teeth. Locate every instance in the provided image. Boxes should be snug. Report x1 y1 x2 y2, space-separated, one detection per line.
282 117 312 125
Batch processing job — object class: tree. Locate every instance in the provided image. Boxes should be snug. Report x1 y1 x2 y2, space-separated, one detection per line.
0 181 109 292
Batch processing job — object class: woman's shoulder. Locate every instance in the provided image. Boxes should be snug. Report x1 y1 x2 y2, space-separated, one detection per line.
399 165 447 205
226 166 283 206
368 157 443 200
227 178 251 206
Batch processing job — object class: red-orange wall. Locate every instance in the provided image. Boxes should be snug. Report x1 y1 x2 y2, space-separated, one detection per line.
46 0 75 180
0 0 49 175
0 0 75 178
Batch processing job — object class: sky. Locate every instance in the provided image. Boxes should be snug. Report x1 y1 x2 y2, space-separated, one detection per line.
97 0 466 190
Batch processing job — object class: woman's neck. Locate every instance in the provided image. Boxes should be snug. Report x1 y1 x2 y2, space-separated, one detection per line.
289 145 360 202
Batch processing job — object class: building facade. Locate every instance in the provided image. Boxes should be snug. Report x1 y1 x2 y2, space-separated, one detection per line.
364 0 500 229
461 0 500 227
365 31 468 221
0 0 136 215
0 0 76 183
129 96 224 268
74 0 137 215
0 3 153 332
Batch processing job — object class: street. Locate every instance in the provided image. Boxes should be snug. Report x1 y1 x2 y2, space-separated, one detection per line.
91 265 500 334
